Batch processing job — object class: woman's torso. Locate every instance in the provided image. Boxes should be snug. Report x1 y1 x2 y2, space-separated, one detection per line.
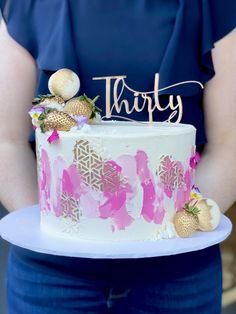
2 0 236 275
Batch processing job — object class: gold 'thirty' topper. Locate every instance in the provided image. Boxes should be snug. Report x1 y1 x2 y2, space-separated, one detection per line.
93 73 203 125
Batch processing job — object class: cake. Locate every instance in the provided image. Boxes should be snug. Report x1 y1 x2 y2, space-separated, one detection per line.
30 69 221 242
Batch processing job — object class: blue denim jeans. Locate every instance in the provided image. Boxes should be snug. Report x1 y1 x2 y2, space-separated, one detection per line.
6 245 222 314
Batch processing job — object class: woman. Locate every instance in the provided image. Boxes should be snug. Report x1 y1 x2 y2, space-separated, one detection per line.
0 1 236 313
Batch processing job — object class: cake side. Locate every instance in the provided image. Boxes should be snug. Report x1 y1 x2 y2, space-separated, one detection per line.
37 122 196 241
30 68 221 242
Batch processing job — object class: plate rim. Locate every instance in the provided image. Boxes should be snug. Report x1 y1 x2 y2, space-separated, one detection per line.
0 205 232 259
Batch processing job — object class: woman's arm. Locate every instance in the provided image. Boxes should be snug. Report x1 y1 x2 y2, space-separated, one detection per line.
0 20 38 211
195 28 236 213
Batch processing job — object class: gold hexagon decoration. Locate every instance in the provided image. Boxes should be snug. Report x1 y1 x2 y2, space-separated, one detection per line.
73 140 126 192
157 155 184 191
61 192 80 222
73 140 104 190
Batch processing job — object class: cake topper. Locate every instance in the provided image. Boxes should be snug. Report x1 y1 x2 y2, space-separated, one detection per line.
29 68 205 139
29 69 101 137
93 73 204 125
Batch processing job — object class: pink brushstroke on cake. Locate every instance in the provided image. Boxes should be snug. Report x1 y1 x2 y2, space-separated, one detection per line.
190 151 200 169
99 160 134 230
99 186 134 229
53 156 66 216
135 150 156 222
153 190 166 224
38 149 51 212
175 169 192 211
47 129 59 144
62 170 74 195
117 155 136 181
80 192 100 218
40 147 194 231
62 164 83 200
153 208 165 224
117 154 138 198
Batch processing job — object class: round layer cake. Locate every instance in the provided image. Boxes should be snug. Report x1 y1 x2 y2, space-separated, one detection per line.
36 121 196 241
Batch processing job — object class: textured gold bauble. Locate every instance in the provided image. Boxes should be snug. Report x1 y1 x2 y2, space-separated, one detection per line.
39 96 65 111
43 111 77 131
64 98 92 119
173 211 199 238
41 95 65 105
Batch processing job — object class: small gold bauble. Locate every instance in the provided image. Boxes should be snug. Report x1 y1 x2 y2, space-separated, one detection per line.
48 68 80 100
174 211 199 238
43 111 77 132
64 97 92 119
40 96 65 111
41 95 65 105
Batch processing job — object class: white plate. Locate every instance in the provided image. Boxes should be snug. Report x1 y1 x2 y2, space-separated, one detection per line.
0 205 232 259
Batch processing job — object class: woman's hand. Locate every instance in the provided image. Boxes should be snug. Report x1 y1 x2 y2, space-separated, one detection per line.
196 27 236 213
0 19 38 211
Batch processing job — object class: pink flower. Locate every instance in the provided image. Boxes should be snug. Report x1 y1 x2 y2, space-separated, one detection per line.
73 115 88 126
192 185 201 194
190 152 200 169
47 129 60 144
28 106 45 117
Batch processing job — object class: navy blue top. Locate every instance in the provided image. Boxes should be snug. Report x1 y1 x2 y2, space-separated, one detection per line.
1 0 236 275
1 0 236 145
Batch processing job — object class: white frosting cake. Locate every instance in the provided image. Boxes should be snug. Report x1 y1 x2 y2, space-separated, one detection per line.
36 121 196 241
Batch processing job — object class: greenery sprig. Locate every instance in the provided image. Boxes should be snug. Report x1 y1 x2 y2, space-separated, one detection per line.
32 94 55 105
78 94 102 119
184 203 201 216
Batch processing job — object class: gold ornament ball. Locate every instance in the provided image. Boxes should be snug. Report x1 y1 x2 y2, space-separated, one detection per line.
173 211 199 238
64 97 92 119
48 68 80 100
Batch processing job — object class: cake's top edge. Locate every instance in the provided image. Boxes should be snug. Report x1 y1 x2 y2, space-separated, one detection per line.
36 121 196 138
